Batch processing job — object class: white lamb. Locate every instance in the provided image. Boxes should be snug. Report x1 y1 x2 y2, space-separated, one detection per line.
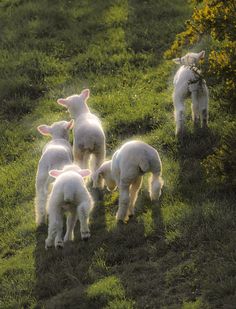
172 50 209 136
35 120 73 226
57 89 105 185
93 141 164 222
45 164 94 249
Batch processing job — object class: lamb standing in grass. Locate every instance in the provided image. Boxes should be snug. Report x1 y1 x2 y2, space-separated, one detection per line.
35 120 73 226
57 89 105 185
93 141 164 222
172 50 209 136
45 164 94 249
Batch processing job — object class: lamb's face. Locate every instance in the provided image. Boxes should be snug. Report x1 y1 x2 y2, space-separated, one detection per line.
37 120 73 140
173 50 205 66
57 89 90 118
105 177 117 192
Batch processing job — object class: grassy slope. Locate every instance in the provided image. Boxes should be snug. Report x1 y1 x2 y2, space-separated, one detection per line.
0 0 235 308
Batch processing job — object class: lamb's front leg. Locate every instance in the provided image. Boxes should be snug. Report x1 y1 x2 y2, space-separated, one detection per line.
64 211 77 242
116 181 130 223
77 202 91 240
128 176 143 218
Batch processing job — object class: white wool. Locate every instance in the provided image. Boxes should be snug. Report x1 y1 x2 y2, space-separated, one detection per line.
57 89 106 177
93 141 164 222
172 51 209 136
45 164 94 249
35 120 73 226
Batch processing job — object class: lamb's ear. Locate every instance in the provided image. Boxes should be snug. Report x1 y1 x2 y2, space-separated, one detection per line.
57 98 68 107
37 125 51 136
198 50 205 59
172 58 181 64
49 169 63 178
66 119 74 130
79 169 91 178
81 89 90 100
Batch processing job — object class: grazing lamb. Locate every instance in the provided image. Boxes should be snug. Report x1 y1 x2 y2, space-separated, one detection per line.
45 164 94 249
172 50 209 136
92 141 164 222
35 120 73 226
57 89 105 184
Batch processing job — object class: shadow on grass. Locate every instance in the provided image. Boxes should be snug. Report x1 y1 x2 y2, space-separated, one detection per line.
33 179 167 308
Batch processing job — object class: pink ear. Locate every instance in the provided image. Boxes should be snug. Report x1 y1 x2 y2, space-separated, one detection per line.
37 125 51 136
66 119 74 130
81 89 90 100
57 98 68 107
49 170 62 178
79 169 91 178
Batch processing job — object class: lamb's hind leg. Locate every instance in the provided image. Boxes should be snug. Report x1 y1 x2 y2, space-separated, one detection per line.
191 90 200 129
173 91 185 137
93 146 105 188
64 212 77 242
35 172 50 226
45 201 63 249
77 202 91 240
199 86 209 128
128 176 143 218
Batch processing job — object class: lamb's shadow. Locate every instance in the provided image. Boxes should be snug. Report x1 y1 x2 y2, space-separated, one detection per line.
176 127 218 202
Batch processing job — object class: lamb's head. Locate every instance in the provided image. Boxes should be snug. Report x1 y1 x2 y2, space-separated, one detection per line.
57 89 90 118
173 50 205 66
92 161 117 191
37 120 74 140
49 164 91 178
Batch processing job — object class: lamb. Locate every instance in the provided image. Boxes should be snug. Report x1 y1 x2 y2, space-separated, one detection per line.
92 141 164 222
172 50 209 137
57 89 105 186
35 120 73 226
45 164 94 249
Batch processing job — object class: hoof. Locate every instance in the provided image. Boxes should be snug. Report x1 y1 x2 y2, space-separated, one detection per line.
55 241 64 249
81 232 90 241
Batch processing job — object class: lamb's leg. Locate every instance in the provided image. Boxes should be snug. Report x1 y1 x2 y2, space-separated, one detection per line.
35 172 49 226
77 202 91 240
128 176 143 218
173 91 185 137
191 91 200 128
64 212 77 242
73 146 83 166
116 181 130 222
93 147 106 188
45 202 63 249
81 150 90 169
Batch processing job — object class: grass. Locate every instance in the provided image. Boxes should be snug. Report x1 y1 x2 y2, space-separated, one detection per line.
0 0 235 308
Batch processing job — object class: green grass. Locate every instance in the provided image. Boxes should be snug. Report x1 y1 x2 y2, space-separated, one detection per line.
0 0 235 308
